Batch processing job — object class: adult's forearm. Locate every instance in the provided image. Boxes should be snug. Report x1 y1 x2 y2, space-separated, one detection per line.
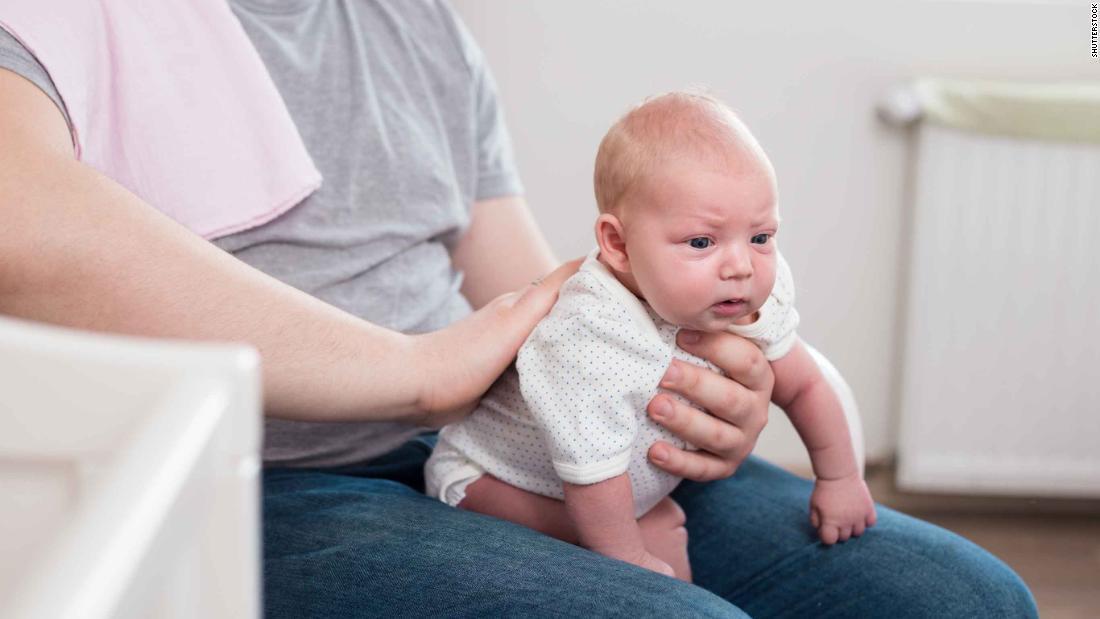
451 195 558 309
0 154 419 423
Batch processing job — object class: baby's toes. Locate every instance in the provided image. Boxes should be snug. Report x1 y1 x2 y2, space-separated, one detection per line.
641 553 675 578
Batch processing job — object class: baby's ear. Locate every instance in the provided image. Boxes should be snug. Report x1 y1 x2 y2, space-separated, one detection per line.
594 213 630 272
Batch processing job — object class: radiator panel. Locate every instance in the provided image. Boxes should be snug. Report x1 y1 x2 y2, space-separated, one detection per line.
896 124 1100 497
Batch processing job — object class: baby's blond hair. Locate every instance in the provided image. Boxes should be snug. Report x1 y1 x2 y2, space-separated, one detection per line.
593 90 767 215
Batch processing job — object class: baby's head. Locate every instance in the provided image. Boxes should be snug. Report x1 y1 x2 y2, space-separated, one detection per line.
593 91 780 332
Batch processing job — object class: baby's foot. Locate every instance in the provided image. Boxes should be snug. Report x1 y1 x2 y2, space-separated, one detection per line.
626 549 675 578
638 497 691 581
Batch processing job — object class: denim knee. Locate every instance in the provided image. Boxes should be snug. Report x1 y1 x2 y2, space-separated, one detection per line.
575 574 750 619
936 535 1037 618
866 510 1038 618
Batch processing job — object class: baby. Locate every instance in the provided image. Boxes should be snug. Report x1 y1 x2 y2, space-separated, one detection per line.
426 91 876 581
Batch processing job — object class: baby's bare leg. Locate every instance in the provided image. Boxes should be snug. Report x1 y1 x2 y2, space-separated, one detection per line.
459 475 691 582
459 474 579 544
638 497 691 582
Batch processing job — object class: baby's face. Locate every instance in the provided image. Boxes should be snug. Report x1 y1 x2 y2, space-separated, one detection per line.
621 151 779 332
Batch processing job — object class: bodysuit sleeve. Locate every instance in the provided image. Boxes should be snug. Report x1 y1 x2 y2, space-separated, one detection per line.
729 251 801 361
516 306 670 485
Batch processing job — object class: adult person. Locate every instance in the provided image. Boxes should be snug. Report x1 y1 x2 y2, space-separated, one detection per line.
0 1 1036 617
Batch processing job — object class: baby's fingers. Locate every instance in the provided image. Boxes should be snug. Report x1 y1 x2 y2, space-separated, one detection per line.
853 521 866 537
810 508 821 529
819 524 839 545
838 526 852 542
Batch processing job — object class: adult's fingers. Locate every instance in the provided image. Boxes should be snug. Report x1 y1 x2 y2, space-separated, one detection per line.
646 440 736 482
650 330 775 479
414 258 580 421
504 258 583 328
675 329 774 394
474 257 582 364
646 391 750 468
656 359 766 439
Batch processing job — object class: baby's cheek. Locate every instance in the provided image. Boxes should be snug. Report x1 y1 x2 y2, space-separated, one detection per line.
756 277 776 302
755 262 778 298
678 290 723 328
643 263 714 324
657 297 699 327
671 276 713 308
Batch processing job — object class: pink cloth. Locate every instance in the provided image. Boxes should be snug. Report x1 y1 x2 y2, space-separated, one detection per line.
0 0 321 239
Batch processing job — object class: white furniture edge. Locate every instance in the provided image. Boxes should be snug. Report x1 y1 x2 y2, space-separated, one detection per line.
0 316 262 619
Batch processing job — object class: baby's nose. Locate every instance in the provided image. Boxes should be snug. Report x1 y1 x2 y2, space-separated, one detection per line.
720 248 753 279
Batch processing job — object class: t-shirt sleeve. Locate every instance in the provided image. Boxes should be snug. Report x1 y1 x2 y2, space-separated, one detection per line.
436 1 524 201
0 26 73 135
729 251 801 361
516 307 669 485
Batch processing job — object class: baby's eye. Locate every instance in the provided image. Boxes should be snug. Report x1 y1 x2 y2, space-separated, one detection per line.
750 233 771 245
688 237 712 250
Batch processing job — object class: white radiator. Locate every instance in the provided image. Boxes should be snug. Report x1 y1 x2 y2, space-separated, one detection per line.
893 112 1100 497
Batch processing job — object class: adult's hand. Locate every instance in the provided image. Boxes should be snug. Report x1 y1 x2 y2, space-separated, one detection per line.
645 330 775 481
410 258 582 428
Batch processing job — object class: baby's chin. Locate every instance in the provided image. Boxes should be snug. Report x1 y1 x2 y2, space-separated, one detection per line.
675 307 760 333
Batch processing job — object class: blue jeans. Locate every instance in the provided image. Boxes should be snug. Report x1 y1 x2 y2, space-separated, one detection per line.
263 433 1037 618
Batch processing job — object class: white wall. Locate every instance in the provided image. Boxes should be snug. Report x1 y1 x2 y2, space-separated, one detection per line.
453 0 1094 467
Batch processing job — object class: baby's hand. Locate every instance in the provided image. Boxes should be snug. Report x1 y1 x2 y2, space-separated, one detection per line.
809 473 877 545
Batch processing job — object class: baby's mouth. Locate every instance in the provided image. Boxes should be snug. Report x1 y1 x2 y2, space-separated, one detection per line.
711 298 748 316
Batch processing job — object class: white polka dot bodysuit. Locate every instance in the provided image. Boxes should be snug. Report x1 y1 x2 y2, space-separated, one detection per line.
424 248 799 518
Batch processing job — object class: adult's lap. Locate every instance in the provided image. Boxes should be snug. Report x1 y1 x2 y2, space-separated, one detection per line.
263 436 1035 618
263 465 743 618
673 458 1037 618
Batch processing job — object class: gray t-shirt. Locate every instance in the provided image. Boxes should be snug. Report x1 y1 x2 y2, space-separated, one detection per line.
0 0 523 468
